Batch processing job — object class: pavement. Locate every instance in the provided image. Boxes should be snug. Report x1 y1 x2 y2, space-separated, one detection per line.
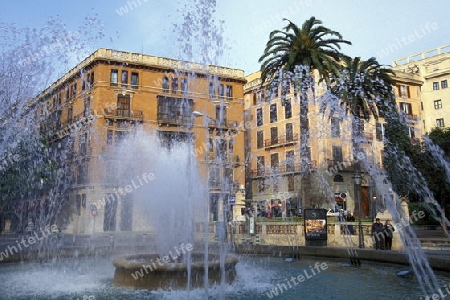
1 229 450 266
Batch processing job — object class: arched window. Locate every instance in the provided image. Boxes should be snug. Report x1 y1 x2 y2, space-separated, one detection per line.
162 76 169 93
333 174 344 182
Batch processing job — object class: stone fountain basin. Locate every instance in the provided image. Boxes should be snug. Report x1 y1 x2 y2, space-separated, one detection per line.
113 253 238 290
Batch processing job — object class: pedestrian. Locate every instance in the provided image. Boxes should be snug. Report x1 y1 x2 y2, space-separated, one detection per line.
346 211 355 235
384 220 395 250
371 218 385 250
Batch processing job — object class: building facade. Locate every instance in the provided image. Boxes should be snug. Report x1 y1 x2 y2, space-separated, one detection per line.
243 71 385 219
35 48 246 233
392 45 450 134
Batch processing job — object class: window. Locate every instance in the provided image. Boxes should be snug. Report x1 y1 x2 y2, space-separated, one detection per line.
226 85 233 98
409 127 415 139
258 178 266 193
131 72 139 89
270 103 277 123
77 163 89 184
65 86 69 101
110 69 118 86
281 80 290 100
271 153 279 170
399 102 412 115
115 131 128 144
333 175 344 182
218 84 224 98
286 150 295 172
399 85 409 97
107 130 113 145
215 105 227 126
157 96 193 125
332 145 343 162
270 127 278 146
215 139 226 160
228 138 234 153
181 78 188 93
172 78 179 94
257 156 265 176
433 82 440 90
89 72 94 86
331 117 340 138
72 83 77 98
162 76 169 93
376 123 383 141
286 123 293 142
284 99 292 119
436 118 445 128
257 130 264 149
442 80 448 89
117 95 130 117
67 107 73 123
257 90 264 103
287 175 295 191
208 138 214 152
84 97 90 117
256 108 263 126
434 99 442 109
273 176 279 193
209 82 216 98
121 70 128 88
270 83 278 100
79 133 87 156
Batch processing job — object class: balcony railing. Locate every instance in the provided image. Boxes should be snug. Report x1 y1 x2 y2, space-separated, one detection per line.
206 153 240 166
326 159 354 171
404 114 419 122
264 133 298 149
157 112 192 126
104 109 144 121
251 161 317 177
207 119 239 130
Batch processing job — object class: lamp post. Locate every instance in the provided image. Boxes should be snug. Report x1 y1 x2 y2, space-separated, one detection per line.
353 172 364 248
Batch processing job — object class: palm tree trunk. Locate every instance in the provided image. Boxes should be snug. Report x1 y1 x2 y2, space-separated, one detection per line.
300 82 311 210
352 114 362 216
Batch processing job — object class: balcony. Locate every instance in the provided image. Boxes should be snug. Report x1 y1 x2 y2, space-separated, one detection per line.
264 133 298 150
207 119 239 130
206 153 240 166
104 108 144 122
326 159 354 172
404 114 419 122
251 161 317 178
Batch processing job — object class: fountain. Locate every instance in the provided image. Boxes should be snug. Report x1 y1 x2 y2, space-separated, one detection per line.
107 131 239 291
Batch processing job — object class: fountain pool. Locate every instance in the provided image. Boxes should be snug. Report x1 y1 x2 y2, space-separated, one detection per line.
0 254 449 299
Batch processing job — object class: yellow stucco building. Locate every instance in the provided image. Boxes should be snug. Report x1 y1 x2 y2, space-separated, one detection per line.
393 45 450 133
243 68 424 220
34 48 246 233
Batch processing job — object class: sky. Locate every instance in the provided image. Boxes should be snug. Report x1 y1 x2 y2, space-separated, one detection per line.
1 0 449 76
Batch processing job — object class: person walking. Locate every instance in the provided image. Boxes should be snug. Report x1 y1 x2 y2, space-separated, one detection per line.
384 220 395 250
371 218 385 250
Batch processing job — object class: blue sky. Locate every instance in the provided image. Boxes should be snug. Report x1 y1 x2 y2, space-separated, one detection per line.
1 0 449 75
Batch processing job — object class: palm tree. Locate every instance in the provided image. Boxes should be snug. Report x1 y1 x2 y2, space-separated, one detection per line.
328 56 394 169
324 56 394 247
258 17 351 210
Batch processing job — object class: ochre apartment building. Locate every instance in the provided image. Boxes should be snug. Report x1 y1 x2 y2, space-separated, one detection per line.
34 48 246 233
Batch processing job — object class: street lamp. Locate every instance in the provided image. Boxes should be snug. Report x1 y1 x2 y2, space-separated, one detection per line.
353 172 364 248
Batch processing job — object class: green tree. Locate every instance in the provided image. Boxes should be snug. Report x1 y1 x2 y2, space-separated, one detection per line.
429 127 450 157
0 133 56 232
258 17 351 209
